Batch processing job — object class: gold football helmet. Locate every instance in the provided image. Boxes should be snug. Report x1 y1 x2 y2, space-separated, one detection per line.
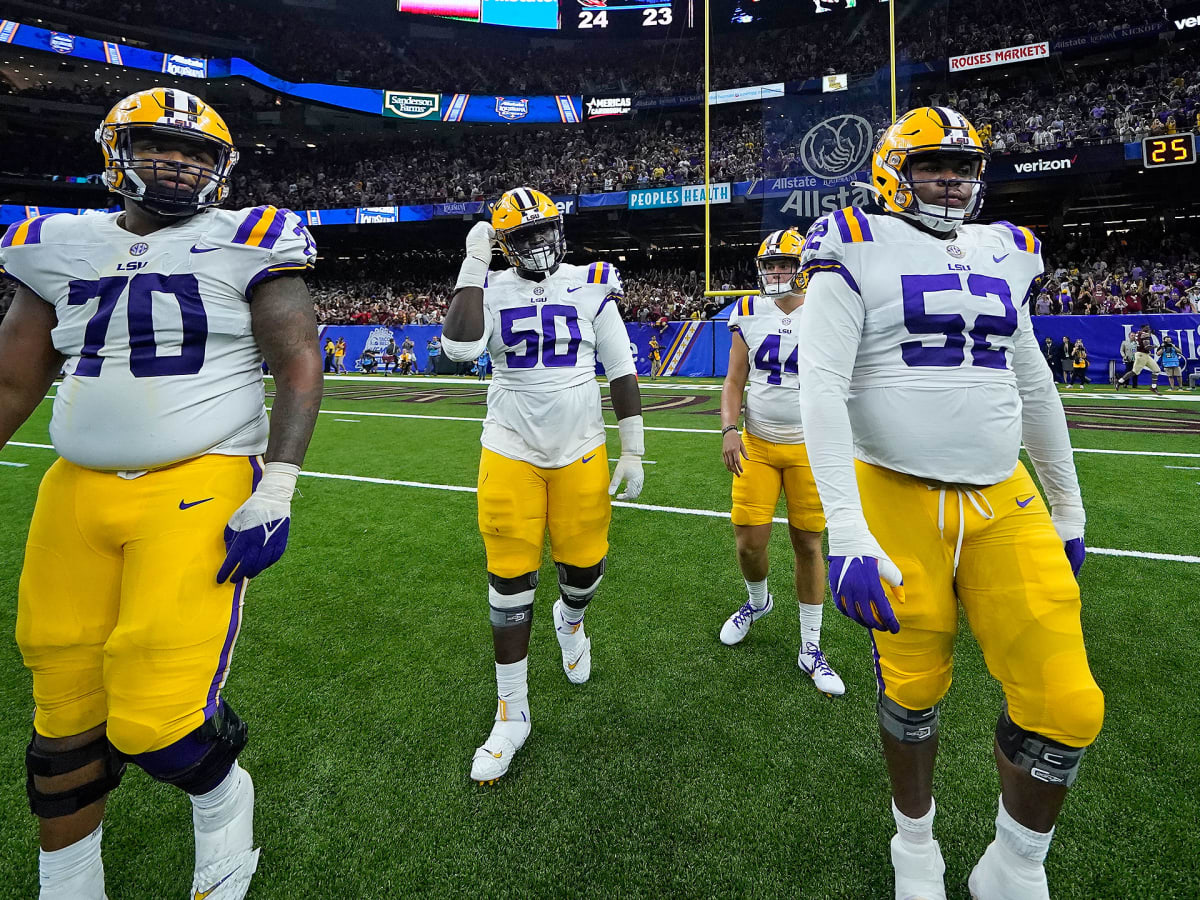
756 228 807 295
96 88 238 217
492 187 565 273
871 106 987 233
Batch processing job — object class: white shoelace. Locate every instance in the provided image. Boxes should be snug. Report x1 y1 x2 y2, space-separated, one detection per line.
929 486 996 574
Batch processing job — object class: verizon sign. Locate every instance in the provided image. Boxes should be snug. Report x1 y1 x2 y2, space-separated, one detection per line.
949 41 1049 72
1013 155 1075 174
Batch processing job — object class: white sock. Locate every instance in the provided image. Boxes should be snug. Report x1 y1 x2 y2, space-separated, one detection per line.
558 600 586 628
892 797 936 849
191 761 244 829
995 795 1054 868
799 603 823 648
40 823 104 897
495 657 530 724
745 577 769 610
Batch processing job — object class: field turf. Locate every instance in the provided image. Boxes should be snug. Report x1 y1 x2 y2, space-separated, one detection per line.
1 376 1197 898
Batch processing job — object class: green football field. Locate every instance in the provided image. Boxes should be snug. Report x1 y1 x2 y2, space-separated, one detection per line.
1 376 1197 898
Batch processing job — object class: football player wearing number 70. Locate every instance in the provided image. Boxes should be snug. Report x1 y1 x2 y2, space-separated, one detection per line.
442 187 644 785
0 88 321 900
796 108 1103 900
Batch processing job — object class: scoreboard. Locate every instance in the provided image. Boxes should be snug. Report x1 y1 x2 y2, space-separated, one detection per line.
397 0 693 34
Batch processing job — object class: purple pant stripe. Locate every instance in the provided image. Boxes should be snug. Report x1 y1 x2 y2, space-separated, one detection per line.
205 578 244 718
869 633 885 694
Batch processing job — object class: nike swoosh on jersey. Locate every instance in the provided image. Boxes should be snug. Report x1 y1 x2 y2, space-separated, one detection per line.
1016 496 1035 508
179 498 215 510
567 286 583 293
581 453 596 463
993 254 1010 263
195 865 240 899
191 245 220 253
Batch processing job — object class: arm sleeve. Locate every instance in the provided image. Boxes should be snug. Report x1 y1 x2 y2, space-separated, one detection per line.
441 309 494 361
796 268 876 551
1012 288 1085 525
594 282 637 381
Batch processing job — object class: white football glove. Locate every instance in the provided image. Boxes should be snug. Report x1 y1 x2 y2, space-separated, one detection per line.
608 415 645 500
217 462 298 584
455 221 495 291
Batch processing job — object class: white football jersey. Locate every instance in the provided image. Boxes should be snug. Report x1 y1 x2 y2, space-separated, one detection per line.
0 206 315 471
799 206 1045 485
476 261 637 468
728 294 805 444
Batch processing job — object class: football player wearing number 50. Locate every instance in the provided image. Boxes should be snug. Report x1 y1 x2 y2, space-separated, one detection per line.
796 108 1103 900
0 88 322 900
717 230 844 698
442 187 644 785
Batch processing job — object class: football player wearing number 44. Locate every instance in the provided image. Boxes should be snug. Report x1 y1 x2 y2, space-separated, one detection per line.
442 188 644 785
796 107 1103 900
0 89 322 900
718 230 844 698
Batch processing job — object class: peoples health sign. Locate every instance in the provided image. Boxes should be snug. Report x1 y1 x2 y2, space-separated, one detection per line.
949 41 1049 72
628 184 731 209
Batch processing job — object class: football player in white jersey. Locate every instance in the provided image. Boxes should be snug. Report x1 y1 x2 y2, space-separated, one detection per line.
796 108 1103 900
441 187 644 785
0 89 322 900
717 229 844 697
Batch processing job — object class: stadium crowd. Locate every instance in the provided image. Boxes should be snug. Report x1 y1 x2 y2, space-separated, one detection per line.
36 0 1176 95
5 42 1197 211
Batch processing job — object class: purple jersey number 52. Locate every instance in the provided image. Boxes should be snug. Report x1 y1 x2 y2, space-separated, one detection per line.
901 273 1016 369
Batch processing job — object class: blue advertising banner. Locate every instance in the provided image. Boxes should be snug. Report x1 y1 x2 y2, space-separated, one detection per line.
579 191 629 209
433 201 487 217
1050 21 1167 53
1030 315 1199 382
440 93 582 123
214 58 383 115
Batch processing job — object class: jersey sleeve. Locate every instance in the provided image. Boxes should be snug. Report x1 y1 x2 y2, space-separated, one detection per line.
0 214 67 302
991 221 1045 305
799 210 862 297
225 206 318 298
593 265 636 381
727 295 754 333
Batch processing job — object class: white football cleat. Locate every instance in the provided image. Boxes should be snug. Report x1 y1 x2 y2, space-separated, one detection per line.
968 840 1050 900
891 833 947 900
553 598 592 684
798 642 846 697
470 716 531 785
719 594 773 646
190 766 260 900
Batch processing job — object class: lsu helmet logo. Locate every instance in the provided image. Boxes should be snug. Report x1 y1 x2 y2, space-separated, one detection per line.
495 98 530 121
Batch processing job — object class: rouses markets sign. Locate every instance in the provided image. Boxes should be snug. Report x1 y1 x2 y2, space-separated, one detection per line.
949 41 1048 72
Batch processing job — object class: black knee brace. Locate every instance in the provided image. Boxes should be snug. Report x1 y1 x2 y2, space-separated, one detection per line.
127 701 248 795
556 558 606 612
488 571 537 627
26 731 126 819
878 692 939 744
996 705 1086 787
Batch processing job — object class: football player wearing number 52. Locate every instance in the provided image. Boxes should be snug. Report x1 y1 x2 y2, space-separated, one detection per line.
441 187 644 785
796 108 1103 900
0 88 322 900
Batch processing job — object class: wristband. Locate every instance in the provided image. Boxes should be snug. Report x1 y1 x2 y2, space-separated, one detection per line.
617 415 645 457
721 425 738 436
256 461 300 503
454 256 490 292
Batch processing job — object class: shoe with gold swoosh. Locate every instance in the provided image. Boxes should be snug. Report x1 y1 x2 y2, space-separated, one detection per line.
470 716 530 785
552 598 592 684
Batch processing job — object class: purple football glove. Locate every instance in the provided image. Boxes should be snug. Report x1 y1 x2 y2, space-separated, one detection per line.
1064 537 1085 577
217 462 298 584
828 555 904 633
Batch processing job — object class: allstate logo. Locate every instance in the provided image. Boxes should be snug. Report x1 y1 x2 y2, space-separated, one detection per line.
799 114 873 180
129 242 149 256
49 32 76 54
495 97 529 121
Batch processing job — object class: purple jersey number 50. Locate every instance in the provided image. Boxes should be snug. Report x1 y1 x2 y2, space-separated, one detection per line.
900 273 1016 369
500 303 582 369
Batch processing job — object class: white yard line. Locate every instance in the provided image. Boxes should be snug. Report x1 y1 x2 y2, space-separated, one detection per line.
0 461 28 467
2 441 1194 564
333 418 360 423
